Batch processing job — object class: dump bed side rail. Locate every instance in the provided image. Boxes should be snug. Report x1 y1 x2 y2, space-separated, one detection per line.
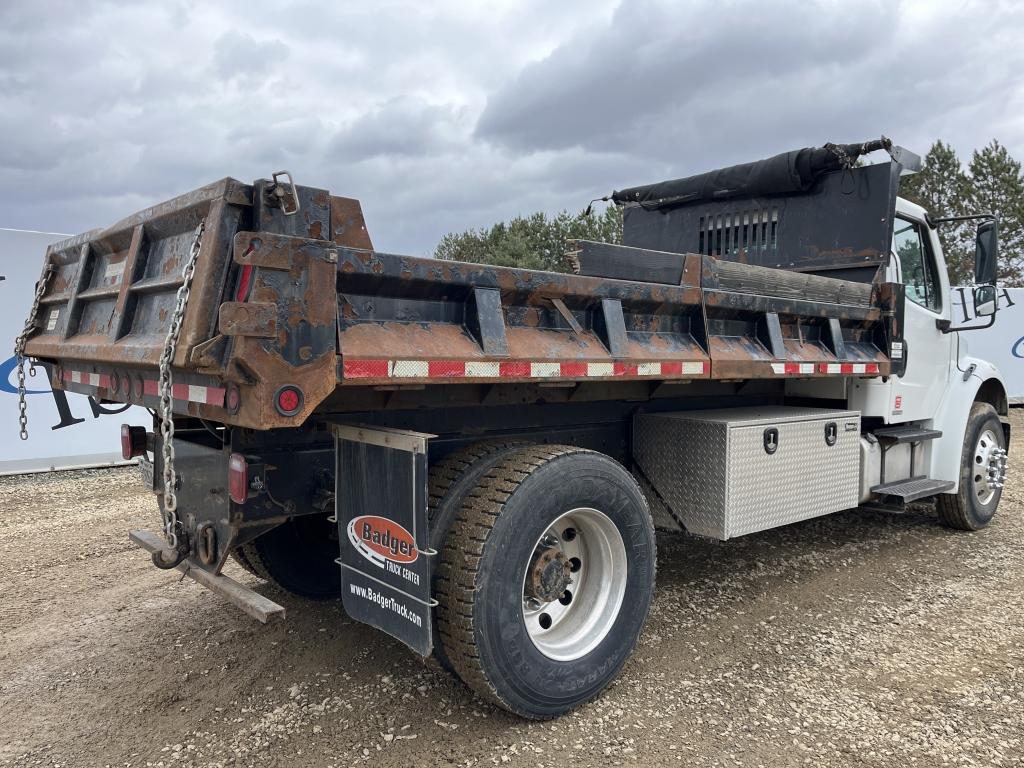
24 184 897 432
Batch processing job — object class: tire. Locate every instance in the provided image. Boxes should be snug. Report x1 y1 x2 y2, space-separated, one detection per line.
937 402 1007 531
230 546 269 579
230 512 341 599
426 439 531 670
427 439 531 551
436 445 656 719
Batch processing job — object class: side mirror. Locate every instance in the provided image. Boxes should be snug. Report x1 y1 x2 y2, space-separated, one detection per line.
974 219 999 284
973 284 998 317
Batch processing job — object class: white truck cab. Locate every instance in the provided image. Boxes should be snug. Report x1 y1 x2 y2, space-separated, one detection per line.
850 197 1009 522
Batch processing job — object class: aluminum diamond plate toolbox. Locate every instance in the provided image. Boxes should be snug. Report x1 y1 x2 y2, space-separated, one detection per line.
634 406 861 540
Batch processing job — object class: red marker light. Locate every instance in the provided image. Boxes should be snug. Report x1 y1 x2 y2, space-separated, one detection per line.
228 453 248 504
274 385 303 416
120 424 147 460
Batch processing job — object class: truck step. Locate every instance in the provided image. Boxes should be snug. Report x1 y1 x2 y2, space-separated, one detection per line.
872 426 943 444
870 477 955 502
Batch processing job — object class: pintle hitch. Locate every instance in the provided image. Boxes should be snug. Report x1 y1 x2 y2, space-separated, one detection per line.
151 533 190 569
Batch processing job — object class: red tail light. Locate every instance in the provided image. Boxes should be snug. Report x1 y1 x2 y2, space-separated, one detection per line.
228 453 248 504
274 385 303 416
120 424 147 460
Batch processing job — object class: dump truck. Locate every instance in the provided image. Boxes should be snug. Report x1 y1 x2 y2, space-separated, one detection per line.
15 139 1011 719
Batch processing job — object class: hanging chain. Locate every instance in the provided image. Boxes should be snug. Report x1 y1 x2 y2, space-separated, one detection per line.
14 262 56 440
158 219 206 548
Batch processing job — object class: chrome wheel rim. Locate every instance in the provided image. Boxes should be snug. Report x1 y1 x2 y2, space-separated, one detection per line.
521 507 627 662
972 428 1002 506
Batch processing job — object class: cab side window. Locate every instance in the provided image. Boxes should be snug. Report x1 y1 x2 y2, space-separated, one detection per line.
893 217 940 311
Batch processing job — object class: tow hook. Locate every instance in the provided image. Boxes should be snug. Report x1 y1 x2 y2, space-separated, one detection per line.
151 536 190 569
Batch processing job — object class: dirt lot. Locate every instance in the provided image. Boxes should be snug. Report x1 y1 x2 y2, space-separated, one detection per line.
2 411 1022 768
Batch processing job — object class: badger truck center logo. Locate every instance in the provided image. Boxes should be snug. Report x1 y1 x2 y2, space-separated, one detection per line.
347 515 419 568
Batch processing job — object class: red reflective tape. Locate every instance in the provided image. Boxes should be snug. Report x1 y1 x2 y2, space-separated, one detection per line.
560 361 588 377
866 363 879 374
613 362 638 376
143 379 159 396
344 359 389 378
428 360 466 377
499 361 531 377
171 383 190 401
661 361 683 375
205 387 226 406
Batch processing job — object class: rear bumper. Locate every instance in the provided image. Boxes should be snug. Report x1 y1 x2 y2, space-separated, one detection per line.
129 529 285 623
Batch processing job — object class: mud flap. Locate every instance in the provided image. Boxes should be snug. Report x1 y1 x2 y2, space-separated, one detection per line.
332 424 436 656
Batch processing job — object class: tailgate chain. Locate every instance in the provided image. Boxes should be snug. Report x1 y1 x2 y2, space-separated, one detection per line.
14 262 56 440
154 219 205 567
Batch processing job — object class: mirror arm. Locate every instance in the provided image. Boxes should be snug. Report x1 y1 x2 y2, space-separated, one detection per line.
937 315 997 334
930 212 996 225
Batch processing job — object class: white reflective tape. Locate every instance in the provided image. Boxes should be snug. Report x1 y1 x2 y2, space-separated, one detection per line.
46 309 60 331
681 362 706 375
105 260 126 282
465 361 501 377
637 362 661 376
188 385 206 402
586 362 614 377
798 363 814 374
391 360 429 377
771 363 786 374
531 362 561 378
851 363 866 374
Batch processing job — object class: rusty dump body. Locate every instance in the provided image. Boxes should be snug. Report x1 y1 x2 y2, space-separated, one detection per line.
23 173 902 431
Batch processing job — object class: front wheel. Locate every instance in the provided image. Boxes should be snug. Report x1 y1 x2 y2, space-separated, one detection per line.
937 402 1008 531
435 445 656 719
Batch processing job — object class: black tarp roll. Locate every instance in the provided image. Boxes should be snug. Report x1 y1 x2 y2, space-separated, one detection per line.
611 139 890 209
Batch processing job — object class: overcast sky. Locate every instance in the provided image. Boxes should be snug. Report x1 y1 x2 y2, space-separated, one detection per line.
2 0 1022 253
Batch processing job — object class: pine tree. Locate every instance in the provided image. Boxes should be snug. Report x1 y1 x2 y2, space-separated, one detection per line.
967 140 1024 285
899 141 974 284
434 204 623 272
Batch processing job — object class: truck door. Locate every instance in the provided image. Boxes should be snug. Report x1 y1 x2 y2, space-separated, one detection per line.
886 215 953 422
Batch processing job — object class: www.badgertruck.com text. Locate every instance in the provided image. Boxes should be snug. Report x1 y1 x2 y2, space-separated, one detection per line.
349 582 423 628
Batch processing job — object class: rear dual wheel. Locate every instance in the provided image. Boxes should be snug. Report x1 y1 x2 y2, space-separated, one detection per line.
434 444 656 719
231 512 341 599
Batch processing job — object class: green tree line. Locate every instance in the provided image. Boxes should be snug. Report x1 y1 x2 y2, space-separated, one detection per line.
436 139 1023 286
434 205 622 273
900 139 1024 286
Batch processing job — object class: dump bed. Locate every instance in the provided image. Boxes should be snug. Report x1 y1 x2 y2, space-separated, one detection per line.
22 175 901 430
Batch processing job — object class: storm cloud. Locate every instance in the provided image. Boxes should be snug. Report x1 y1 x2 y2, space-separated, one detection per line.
1 0 1022 254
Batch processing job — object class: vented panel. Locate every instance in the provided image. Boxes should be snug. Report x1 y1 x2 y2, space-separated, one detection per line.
698 207 779 257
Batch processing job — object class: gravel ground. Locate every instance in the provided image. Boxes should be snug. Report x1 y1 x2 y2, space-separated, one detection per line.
1 410 1022 768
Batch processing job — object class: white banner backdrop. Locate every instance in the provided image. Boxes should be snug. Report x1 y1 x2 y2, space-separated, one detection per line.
951 286 1024 403
1 229 149 474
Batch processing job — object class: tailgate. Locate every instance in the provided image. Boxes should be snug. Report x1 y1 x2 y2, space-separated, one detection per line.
25 178 250 369
22 176 370 429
